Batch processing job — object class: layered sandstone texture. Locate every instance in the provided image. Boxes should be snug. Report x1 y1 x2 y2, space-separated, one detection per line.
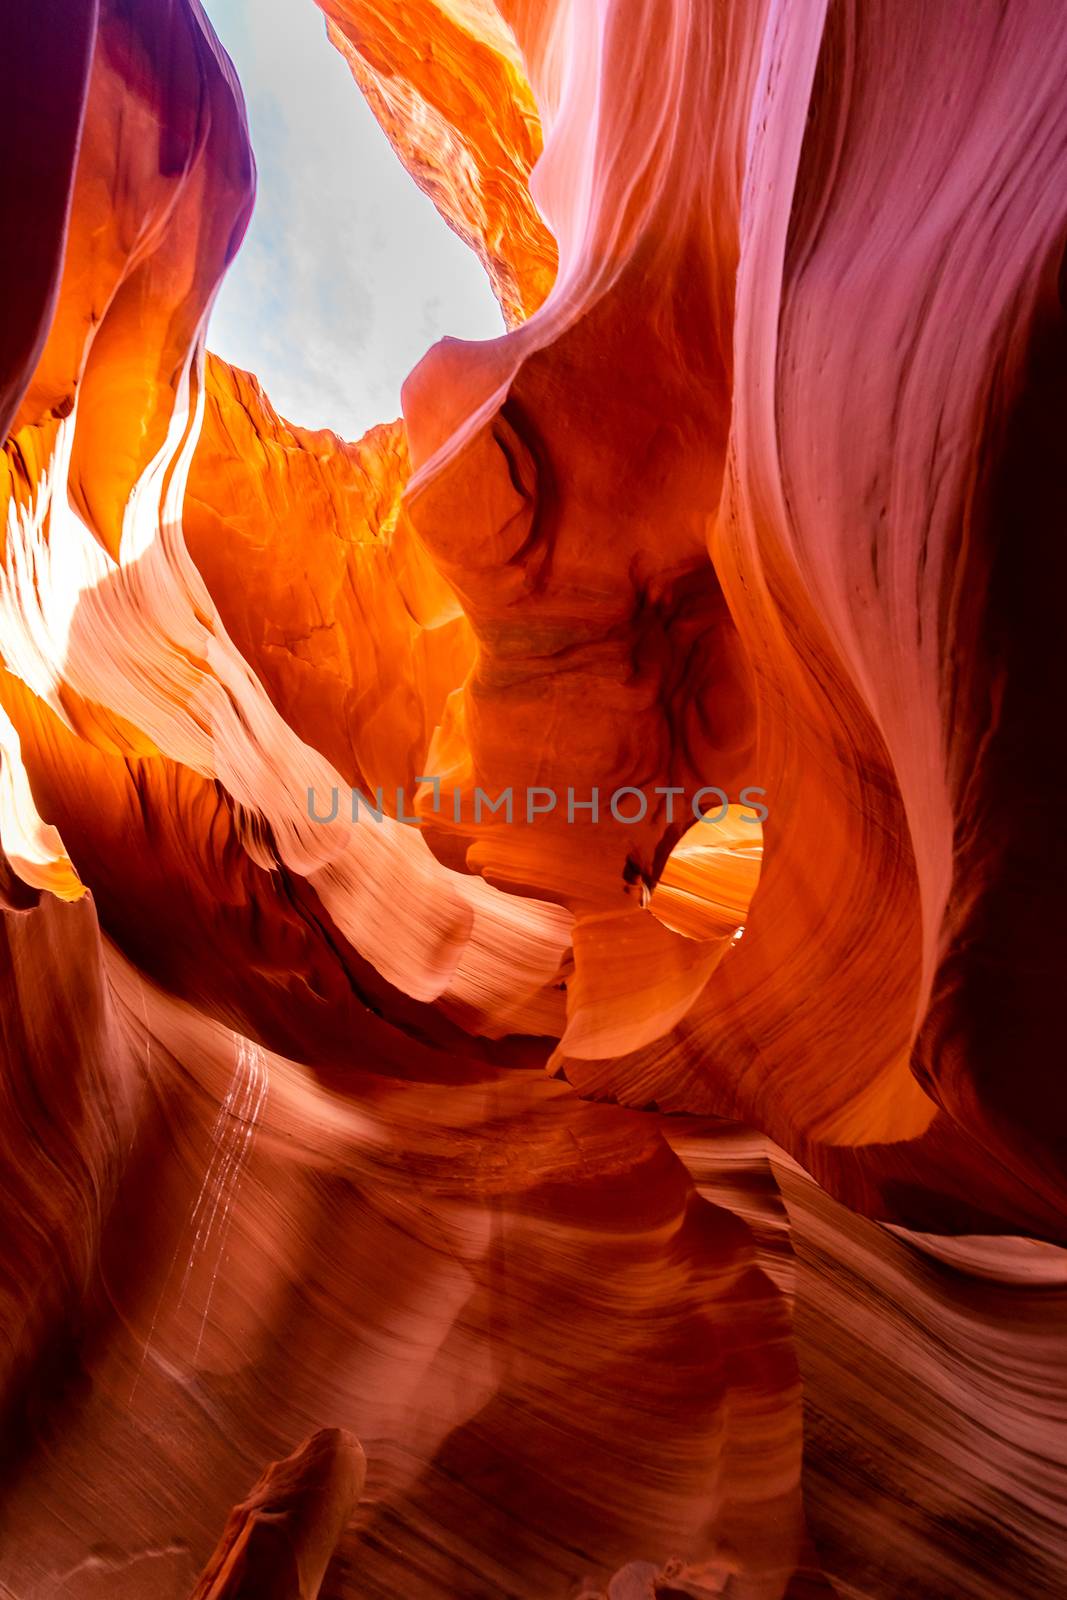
1 1 1066 1597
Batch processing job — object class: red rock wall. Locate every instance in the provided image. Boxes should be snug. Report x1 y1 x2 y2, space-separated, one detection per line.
0 1 1065 1596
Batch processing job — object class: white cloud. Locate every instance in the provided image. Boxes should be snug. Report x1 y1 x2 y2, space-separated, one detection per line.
202 0 504 438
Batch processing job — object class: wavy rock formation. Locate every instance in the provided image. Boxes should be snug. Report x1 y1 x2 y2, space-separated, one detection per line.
1 0 1065 1596
316 0 557 325
191 1428 365 1599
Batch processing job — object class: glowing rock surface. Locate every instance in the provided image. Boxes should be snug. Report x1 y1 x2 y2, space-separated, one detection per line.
0 1 1065 1596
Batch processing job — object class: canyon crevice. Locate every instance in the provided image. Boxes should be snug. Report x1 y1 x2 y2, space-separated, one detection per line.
1 1 1065 1596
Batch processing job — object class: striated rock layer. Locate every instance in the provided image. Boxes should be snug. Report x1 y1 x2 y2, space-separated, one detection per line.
0 1 1065 1597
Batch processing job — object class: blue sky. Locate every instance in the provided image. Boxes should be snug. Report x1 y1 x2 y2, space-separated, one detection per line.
201 0 503 438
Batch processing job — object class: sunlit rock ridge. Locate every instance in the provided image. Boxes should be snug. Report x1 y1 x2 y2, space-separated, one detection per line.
1 1 1065 1596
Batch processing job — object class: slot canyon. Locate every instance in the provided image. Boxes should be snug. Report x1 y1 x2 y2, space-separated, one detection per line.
1 1 1065 1595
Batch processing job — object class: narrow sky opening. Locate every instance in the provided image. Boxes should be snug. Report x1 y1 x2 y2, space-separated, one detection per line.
200 0 505 439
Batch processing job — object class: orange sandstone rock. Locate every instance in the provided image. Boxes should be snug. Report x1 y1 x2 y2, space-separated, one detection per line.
1 0 1066 1596
191 1429 365 1599
317 0 557 324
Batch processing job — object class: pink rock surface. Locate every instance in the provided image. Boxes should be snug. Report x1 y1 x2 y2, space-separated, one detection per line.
1 1 1065 1595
